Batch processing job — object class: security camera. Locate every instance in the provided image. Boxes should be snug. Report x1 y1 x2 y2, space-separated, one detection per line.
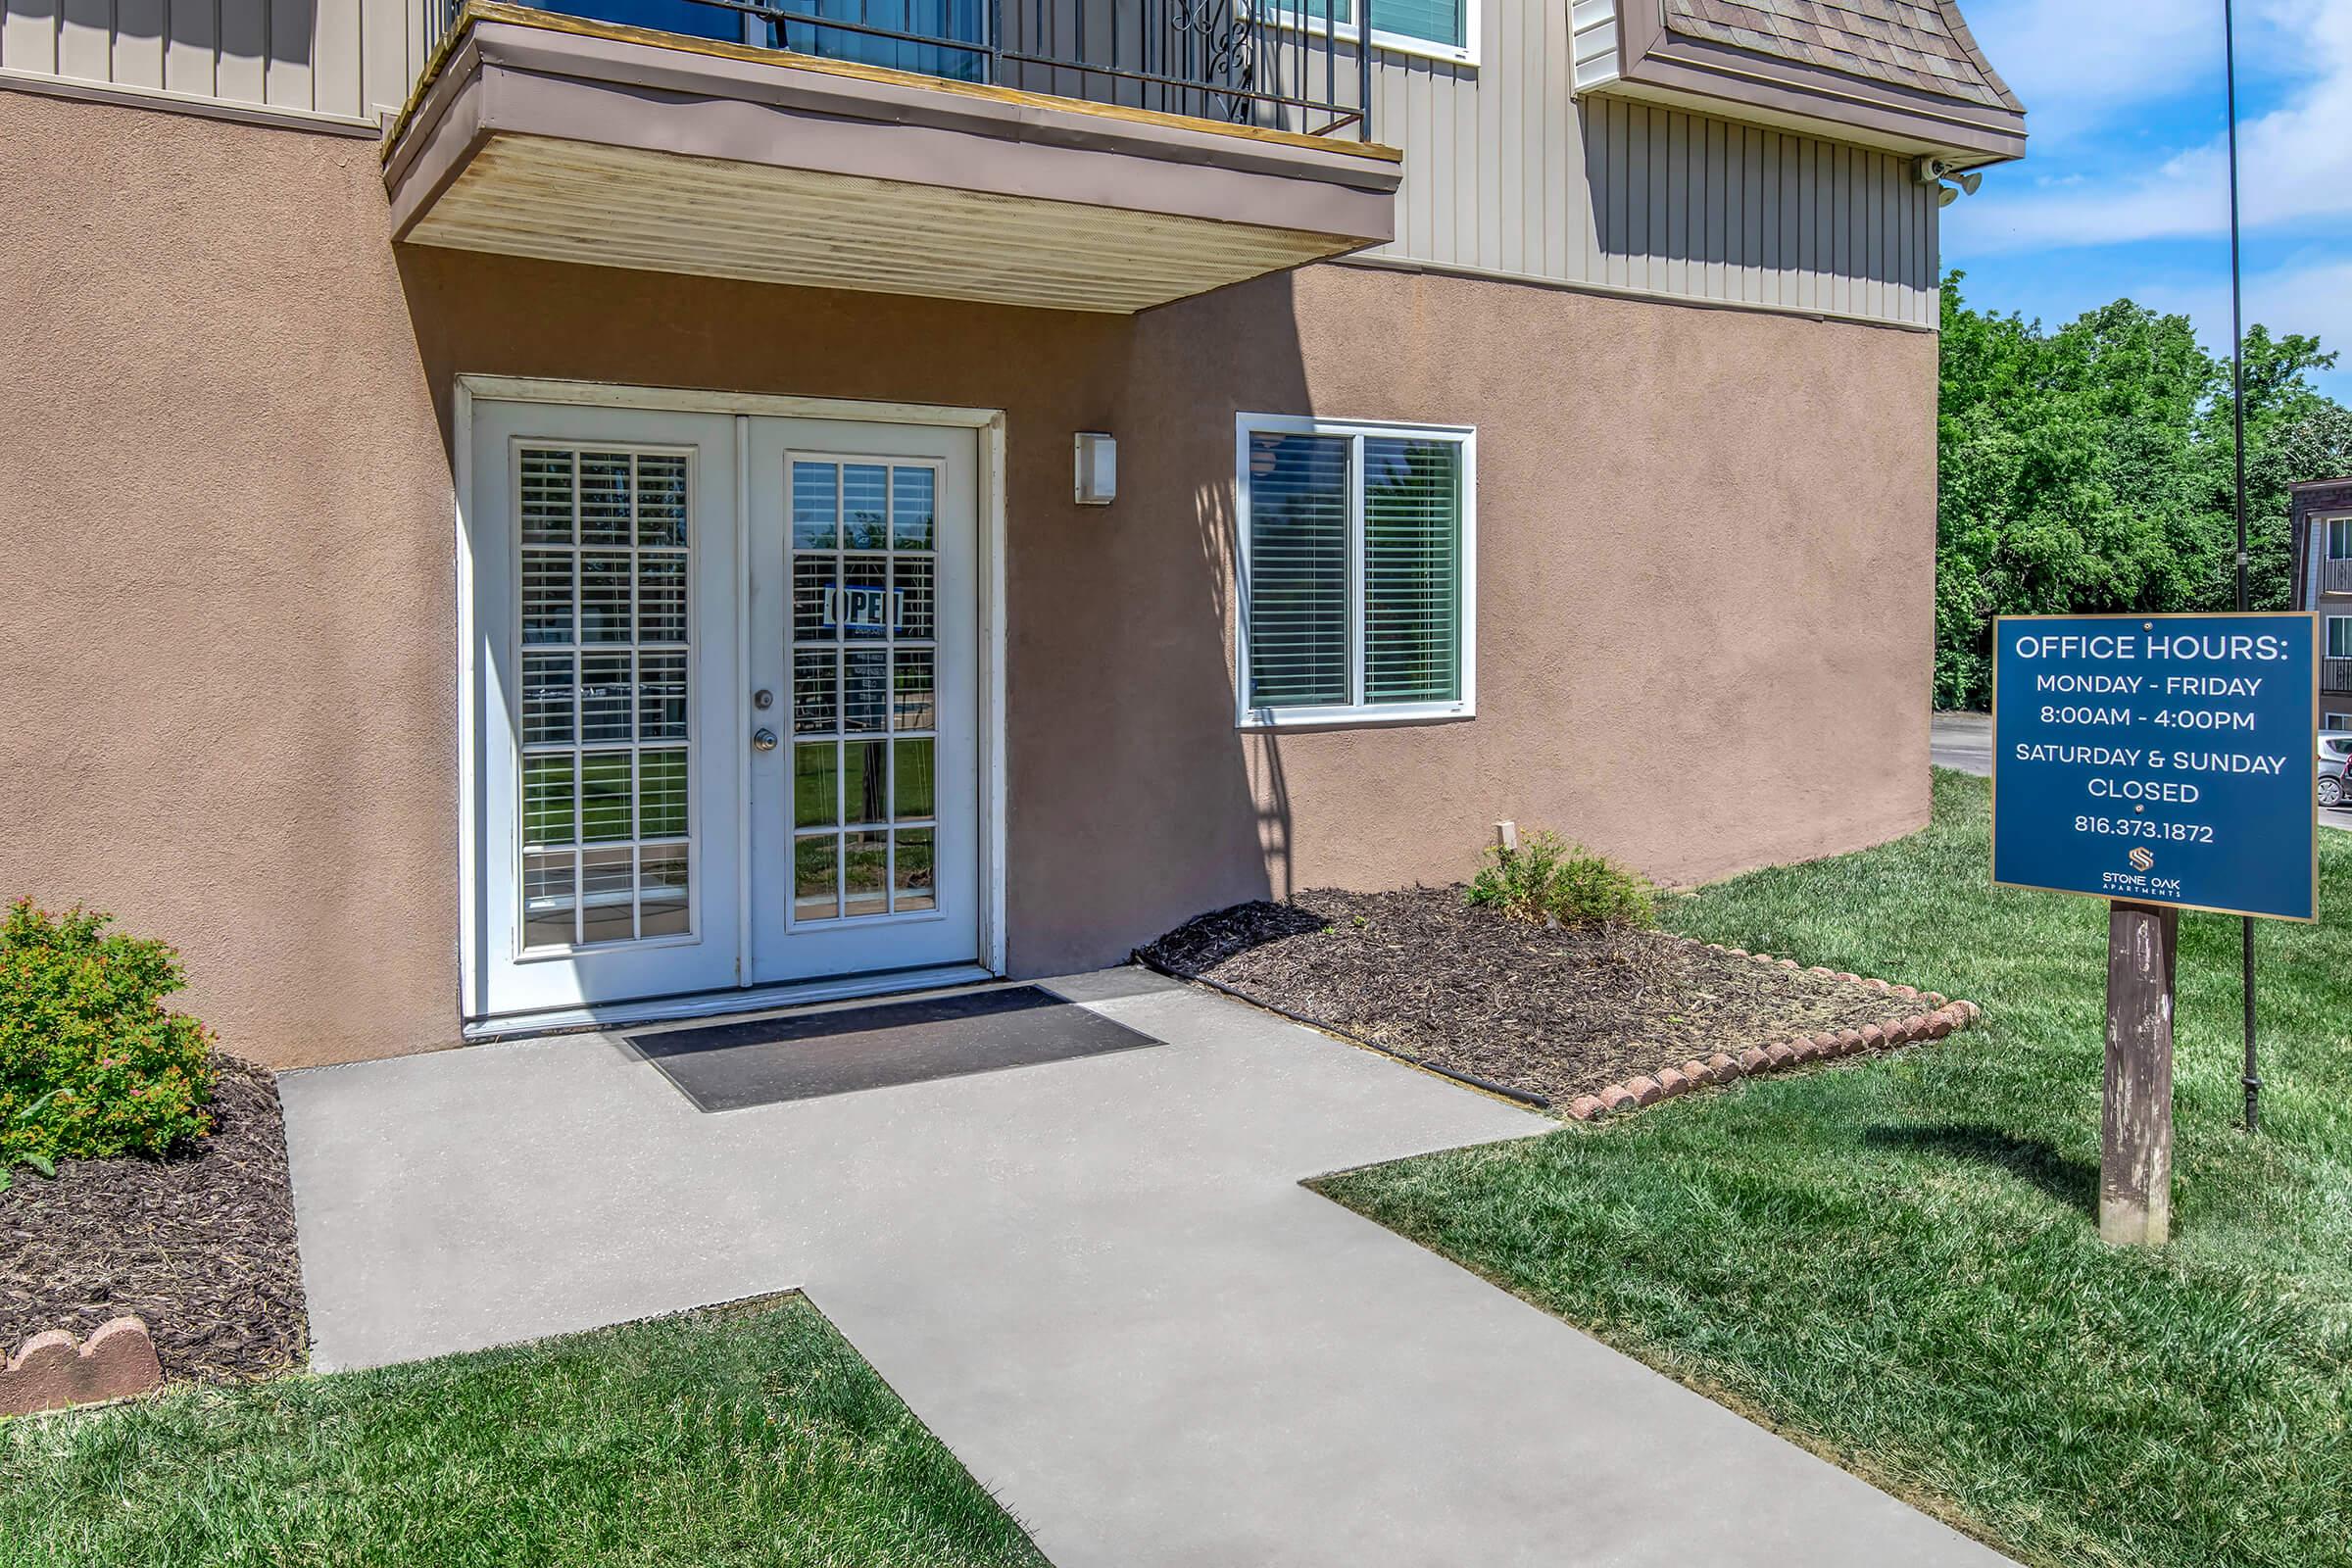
1914 155 1957 185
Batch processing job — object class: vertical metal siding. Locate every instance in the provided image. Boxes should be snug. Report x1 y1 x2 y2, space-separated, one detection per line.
1 0 419 122
1358 1 1938 328
0 0 1942 327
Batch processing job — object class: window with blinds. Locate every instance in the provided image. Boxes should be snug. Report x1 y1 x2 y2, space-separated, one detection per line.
1277 0 1472 56
1238 417 1474 726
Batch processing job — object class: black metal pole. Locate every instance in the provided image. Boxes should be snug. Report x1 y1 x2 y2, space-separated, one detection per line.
2224 0 2259 1134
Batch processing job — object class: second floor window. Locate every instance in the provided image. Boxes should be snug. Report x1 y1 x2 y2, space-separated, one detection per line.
1236 416 1475 727
2330 615 2352 660
1281 0 1473 61
2328 517 2352 560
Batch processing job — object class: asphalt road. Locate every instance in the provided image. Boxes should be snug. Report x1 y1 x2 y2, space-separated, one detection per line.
1931 710 2352 834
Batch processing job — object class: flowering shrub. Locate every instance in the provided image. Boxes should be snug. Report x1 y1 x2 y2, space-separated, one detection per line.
0 899 216 1163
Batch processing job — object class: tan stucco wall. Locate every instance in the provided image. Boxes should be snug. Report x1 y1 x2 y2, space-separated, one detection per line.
0 92 457 1068
2 89 1933 1066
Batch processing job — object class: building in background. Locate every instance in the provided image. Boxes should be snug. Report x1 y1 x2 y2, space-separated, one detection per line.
2291 475 2352 730
0 0 2025 1063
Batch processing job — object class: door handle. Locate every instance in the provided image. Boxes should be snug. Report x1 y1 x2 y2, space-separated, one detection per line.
752 728 778 753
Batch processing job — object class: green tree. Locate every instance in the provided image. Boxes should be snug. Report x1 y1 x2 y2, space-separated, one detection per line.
1936 273 2349 707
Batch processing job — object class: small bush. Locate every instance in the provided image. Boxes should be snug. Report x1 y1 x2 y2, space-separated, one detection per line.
1465 832 1656 930
0 899 216 1164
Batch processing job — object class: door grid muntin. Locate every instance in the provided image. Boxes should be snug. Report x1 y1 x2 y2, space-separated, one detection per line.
513 442 697 956
787 454 944 927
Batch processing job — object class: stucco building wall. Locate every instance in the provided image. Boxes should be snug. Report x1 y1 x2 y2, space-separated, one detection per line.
1 89 1934 1067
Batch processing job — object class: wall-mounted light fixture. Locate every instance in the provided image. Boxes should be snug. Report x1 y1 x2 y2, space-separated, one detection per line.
1074 431 1117 506
1914 155 1984 207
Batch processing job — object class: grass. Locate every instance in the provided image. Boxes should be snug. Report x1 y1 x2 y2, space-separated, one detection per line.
0 1296 1047 1568
1316 771 2352 1568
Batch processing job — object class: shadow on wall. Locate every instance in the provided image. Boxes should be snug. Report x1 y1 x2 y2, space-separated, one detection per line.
12 0 320 80
1579 97 1929 300
1121 270 1314 915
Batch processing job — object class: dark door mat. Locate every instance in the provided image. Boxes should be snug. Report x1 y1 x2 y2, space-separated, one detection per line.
623 985 1162 1111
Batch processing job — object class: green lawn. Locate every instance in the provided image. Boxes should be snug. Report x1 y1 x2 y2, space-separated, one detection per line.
1318 772 2352 1568
0 1297 1046 1568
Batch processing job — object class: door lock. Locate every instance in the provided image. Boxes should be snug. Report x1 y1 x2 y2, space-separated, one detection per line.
752 728 778 753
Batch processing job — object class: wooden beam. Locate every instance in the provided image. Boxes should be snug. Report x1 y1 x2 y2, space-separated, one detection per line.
2101 901 2178 1246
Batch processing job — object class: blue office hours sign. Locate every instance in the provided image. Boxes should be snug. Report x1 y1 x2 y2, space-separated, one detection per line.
1992 613 2318 921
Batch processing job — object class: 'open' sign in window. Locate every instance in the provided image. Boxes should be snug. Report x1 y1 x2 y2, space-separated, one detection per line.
825 585 902 632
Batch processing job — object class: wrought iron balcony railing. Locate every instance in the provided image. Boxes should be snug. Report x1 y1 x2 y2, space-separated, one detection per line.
422 0 1373 141
2325 657 2352 696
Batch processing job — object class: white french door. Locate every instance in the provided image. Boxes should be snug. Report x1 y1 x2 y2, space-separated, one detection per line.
743 419 979 983
466 396 981 1020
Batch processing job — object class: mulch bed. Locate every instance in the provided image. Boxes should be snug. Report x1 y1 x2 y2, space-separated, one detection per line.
1139 888 1907 1105
1 1054 307 1384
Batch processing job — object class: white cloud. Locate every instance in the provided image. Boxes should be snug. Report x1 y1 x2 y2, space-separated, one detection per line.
1951 0 2352 253
1960 0 2220 145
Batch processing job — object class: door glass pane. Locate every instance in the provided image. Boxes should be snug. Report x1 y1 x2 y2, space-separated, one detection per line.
893 648 934 731
893 467 934 550
1244 432 1349 710
523 853 577 948
793 649 838 733
894 738 934 819
520 450 575 545
844 829 889 917
580 848 636 945
893 827 935 912
793 462 839 550
794 743 837 828
784 457 945 924
794 834 838 921
640 846 691 937
514 447 693 951
522 756 576 848
523 654 576 746
638 652 688 741
580 652 633 743
844 466 889 549
579 456 632 546
844 649 888 733
640 749 689 839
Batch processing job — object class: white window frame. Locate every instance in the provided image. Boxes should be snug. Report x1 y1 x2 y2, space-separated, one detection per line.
2328 517 2352 559
1260 0 1481 70
2326 713 2352 733
2331 614 2352 661
1233 412 1477 731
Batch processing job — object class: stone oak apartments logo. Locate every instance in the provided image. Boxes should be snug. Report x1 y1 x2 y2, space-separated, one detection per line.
2129 847 2157 873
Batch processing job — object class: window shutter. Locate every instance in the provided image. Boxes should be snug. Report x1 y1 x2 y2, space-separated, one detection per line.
1361 437 1461 705
1245 433 1352 710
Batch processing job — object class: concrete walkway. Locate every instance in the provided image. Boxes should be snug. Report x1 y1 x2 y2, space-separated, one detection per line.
281 970 2009 1567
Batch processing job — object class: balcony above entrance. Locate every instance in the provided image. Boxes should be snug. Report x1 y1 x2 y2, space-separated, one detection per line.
382 1 1401 314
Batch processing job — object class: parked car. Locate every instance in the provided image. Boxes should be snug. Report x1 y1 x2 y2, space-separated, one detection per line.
2318 733 2352 808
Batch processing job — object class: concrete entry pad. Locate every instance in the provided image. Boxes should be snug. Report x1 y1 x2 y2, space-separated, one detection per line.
282 968 2012 1567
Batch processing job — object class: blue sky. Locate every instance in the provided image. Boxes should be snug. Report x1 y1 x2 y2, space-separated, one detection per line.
1943 0 2352 405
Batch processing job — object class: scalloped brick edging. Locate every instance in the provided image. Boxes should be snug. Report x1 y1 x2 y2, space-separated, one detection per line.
1565 942 1985 1123
1 1317 164 1416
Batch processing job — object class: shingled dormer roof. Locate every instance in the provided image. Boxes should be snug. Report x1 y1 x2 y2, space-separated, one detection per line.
1662 0 2022 113
1576 0 2027 165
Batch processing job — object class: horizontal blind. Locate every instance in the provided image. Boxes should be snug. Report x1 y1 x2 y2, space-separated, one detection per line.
1365 0 1461 47
1245 432 1350 710
1281 0 1462 45
1362 437 1461 704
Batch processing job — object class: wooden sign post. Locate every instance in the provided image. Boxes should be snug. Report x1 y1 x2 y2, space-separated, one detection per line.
1991 612 2318 1249
2101 902 2179 1246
